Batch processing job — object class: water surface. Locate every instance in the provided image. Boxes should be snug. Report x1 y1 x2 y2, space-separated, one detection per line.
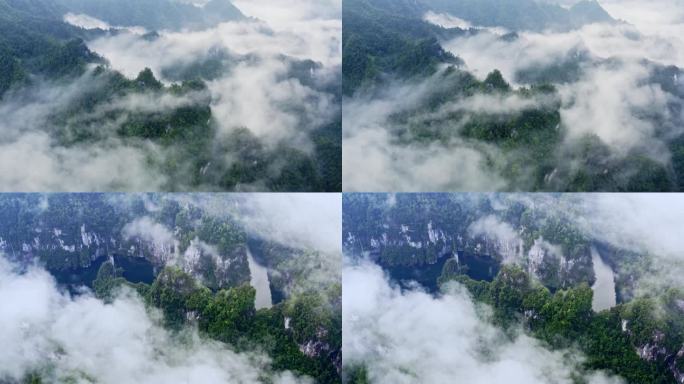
247 246 273 309
591 247 617 312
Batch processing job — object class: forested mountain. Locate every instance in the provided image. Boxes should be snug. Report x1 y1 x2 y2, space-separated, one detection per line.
0 0 102 95
423 0 613 31
0 0 341 192
0 0 244 95
342 0 684 192
343 194 684 384
0 194 341 383
57 0 245 30
342 0 466 94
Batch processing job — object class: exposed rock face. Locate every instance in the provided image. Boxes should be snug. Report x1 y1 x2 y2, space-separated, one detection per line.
621 315 683 383
0 224 116 268
345 219 593 288
297 325 341 373
0 220 247 289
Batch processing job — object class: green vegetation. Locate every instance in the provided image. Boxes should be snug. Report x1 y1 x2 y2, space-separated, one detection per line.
56 0 244 31
342 0 463 94
344 194 684 383
343 193 596 289
93 264 342 383
440 266 682 383
0 194 341 383
0 0 341 192
343 0 684 191
0 0 103 96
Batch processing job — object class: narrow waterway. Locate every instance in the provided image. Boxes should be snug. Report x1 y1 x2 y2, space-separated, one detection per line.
591 247 617 312
247 246 273 310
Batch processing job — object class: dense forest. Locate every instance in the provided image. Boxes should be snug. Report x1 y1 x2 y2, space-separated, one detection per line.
343 193 684 383
0 194 341 383
0 0 341 191
342 0 684 192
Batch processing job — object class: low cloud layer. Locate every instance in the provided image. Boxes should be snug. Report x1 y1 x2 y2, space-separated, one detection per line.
342 79 509 192
488 193 684 293
344 3 683 191
86 2 340 148
0 256 309 384
0 74 170 191
120 194 341 296
583 194 684 259
343 260 622 384
0 0 340 191
577 194 684 291
437 3 684 156
240 193 342 256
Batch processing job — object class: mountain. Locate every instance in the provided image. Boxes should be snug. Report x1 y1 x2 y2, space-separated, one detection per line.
0 194 342 383
56 0 245 30
342 0 684 192
343 0 465 94
0 0 341 192
422 0 615 31
342 0 614 95
569 0 614 26
343 194 684 384
0 0 103 95
343 193 597 291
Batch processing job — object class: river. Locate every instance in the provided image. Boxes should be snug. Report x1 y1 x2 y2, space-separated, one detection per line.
591 247 617 312
246 246 273 310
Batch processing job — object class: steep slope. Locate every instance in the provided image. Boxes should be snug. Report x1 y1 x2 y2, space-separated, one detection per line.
343 194 684 384
423 0 614 31
342 0 465 94
57 0 245 30
0 195 341 384
0 0 103 96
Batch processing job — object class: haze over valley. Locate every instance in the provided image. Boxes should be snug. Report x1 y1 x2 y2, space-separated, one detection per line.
343 193 684 383
0 0 341 192
0 193 342 384
343 0 684 192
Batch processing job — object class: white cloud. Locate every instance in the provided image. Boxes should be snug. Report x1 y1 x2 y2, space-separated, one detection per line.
0 256 310 384
342 78 509 192
0 132 167 192
347 4 684 190
468 215 524 262
1 1 341 191
64 12 111 30
583 194 684 259
86 8 340 149
123 216 177 246
423 11 473 30
557 62 672 157
343 260 623 384
240 193 342 256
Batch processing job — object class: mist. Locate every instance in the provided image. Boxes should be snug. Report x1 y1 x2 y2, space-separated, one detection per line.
489 193 684 294
342 77 509 192
0 0 341 191
84 1 340 147
578 194 684 292
436 2 684 156
343 1 684 191
239 193 341 256
343 259 623 384
0 256 310 384
120 193 341 296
